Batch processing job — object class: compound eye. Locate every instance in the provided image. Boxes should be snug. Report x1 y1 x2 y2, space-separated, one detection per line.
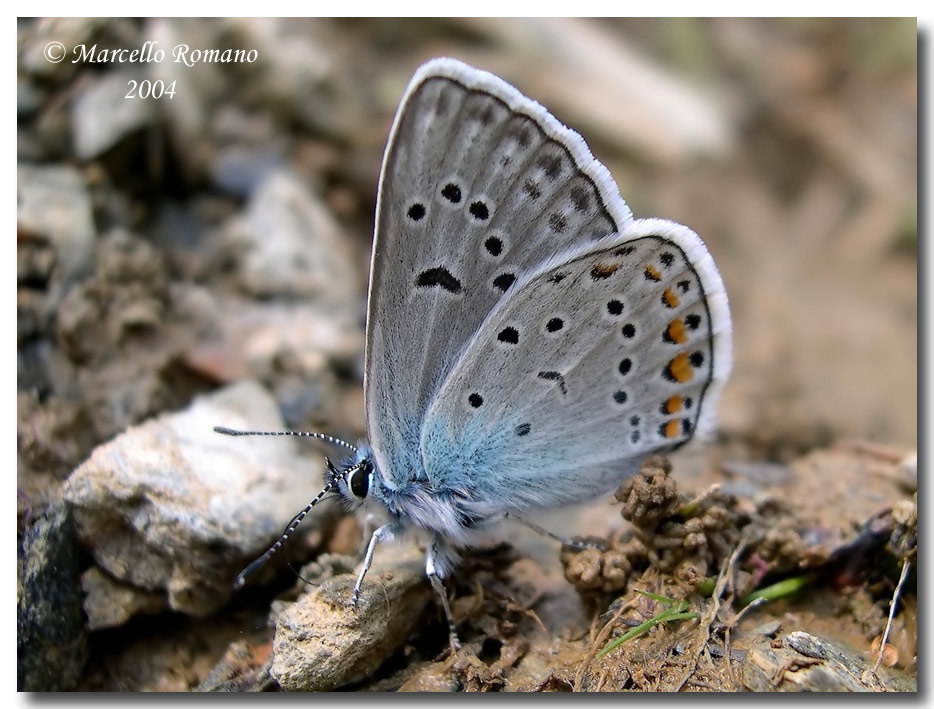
348 465 369 499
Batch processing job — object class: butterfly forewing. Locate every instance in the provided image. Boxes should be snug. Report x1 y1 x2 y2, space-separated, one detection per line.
366 59 635 487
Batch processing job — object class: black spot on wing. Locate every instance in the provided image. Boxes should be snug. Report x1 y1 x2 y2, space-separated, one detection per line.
497 327 519 345
548 271 567 284
569 186 590 212
469 201 490 221
549 213 568 233
537 154 563 180
523 179 542 199
493 273 516 292
415 267 462 293
441 183 462 203
537 370 567 396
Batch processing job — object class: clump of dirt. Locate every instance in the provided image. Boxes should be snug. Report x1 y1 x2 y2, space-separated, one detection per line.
562 456 754 596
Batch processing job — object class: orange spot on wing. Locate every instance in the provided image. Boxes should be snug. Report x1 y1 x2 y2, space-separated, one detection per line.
591 262 620 279
644 264 662 282
663 395 684 414
666 353 693 383
662 287 680 308
666 318 688 344
662 420 681 438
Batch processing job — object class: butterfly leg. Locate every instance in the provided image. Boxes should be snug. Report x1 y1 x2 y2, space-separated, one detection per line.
504 512 605 550
351 522 398 607
425 540 461 653
359 513 379 555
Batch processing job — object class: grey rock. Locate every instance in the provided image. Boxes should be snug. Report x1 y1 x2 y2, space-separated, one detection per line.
17 502 87 691
71 68 153 159
740 631 916 692
899 452 917 487
17 164 96 294
81 566 167 631
213 144 284 198
225 170 362 301
270 545 432 691
785 630 829 660
208 106 286 197
63 380 334 617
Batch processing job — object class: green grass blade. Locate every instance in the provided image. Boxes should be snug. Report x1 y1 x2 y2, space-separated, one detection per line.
597 603 698 658
741 575 812 606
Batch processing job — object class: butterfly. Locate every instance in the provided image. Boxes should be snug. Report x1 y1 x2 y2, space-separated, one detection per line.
218 57 732 649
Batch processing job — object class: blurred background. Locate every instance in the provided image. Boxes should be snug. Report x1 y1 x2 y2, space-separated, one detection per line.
18 19 917 484
16 17 917 691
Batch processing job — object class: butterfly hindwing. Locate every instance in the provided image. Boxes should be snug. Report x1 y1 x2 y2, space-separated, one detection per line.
365 58 635 488
419 218 732 514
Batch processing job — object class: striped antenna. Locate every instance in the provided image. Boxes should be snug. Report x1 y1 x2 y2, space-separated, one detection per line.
213 426 357 453
233 457 370 588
